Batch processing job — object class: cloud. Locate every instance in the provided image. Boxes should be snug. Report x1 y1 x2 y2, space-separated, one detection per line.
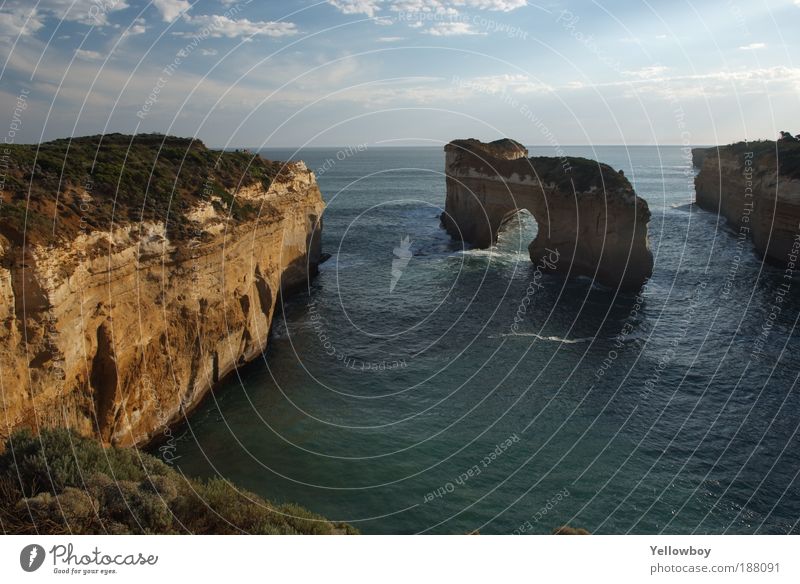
327 0 381 17
378 36 404 41
0 9 44 40
460 0 527 10
74 48 103 60
329 0 527 17
200 48 218 56
176 15 299 38
389 0 459 14
591 66 800 100
453 73 552 95
424 22 485 35
622 66 669 79
152 0 191 23
0 0 130 40
392 0 525 13
123 17 146 36
739 42 766 50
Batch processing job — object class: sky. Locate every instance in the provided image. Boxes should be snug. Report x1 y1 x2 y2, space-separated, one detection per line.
1 0 799 147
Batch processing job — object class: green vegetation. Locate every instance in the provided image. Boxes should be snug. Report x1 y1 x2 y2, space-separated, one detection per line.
529 155 631 193
0 133 286 243
0 428 356 535
709 139 800 181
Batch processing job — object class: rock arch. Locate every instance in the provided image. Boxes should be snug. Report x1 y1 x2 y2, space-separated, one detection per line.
441 138 653 291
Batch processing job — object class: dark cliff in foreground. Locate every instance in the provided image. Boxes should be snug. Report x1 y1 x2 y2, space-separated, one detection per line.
0 134 324 447
693 139 800 267
0 428 356 534
441 138 653 291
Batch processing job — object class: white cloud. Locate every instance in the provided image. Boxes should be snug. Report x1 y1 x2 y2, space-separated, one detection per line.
0 9 44 40
74 48 103 60
595 66 800 100
460 0 527 10
200 48 218 56
329 0 527 17
177 15 299 38
454 73 551 95
424 21 486 35
622 66 669 79
327 0 381 17
0 0 130 40
390 0 459 14
124 17 146 36
378 36 404 41
739 42 766 50
152 0 191 23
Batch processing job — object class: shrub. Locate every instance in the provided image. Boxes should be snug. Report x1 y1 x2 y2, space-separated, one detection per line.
0 428 355 535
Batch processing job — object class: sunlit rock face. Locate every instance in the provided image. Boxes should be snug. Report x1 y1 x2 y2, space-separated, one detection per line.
441 138 653 291
0 143 324 447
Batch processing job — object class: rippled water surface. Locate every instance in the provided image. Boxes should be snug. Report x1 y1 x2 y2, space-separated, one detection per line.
167 146 800 534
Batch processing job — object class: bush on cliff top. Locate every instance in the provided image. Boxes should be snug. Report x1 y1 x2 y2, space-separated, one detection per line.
706 139 800 180
0 133 286 243
0 428 356 535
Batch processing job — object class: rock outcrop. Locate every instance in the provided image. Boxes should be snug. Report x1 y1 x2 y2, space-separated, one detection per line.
441 138 653 290
0 134 324 447
693 140 800 266
691 146 715 170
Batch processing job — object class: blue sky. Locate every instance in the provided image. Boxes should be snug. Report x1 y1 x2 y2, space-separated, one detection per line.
1 0 799 147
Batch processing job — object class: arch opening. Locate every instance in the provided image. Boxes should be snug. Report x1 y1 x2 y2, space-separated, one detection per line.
496 208 539 255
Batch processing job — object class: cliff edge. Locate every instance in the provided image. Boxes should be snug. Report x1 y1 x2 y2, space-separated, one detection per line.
693 139 800 267
441 138 653 291
0 134 324 447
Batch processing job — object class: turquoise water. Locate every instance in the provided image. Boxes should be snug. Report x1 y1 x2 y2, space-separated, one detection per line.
166 146 800 534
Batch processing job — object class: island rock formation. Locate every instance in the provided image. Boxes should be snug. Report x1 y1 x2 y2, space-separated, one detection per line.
693 140 800 266
441 138 653 290
0 134 324 447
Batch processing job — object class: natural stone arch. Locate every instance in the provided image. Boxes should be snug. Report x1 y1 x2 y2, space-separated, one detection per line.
441 138 653 291
496 207 539 251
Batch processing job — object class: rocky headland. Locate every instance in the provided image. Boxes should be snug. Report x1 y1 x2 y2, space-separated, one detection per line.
0 134 324 448
693 139 800 267
441 138 653 291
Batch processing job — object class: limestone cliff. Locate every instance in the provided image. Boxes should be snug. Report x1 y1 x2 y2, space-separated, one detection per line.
0 134 324 447
441 138 653 291
693 140 800 266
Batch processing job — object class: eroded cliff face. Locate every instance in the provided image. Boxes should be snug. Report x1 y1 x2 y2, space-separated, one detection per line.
0 161 324 447
442 138 653 291
694 141 800 266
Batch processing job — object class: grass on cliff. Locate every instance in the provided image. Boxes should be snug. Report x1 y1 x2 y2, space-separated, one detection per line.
0 133 286 244
0 428 356 535
703 139 800 180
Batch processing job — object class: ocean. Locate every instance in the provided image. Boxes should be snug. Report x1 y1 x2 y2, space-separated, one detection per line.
166 145 800 534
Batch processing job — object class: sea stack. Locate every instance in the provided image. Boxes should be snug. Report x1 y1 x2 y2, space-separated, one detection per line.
693 139 800 268
441 138 653 291
0 134 325 447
